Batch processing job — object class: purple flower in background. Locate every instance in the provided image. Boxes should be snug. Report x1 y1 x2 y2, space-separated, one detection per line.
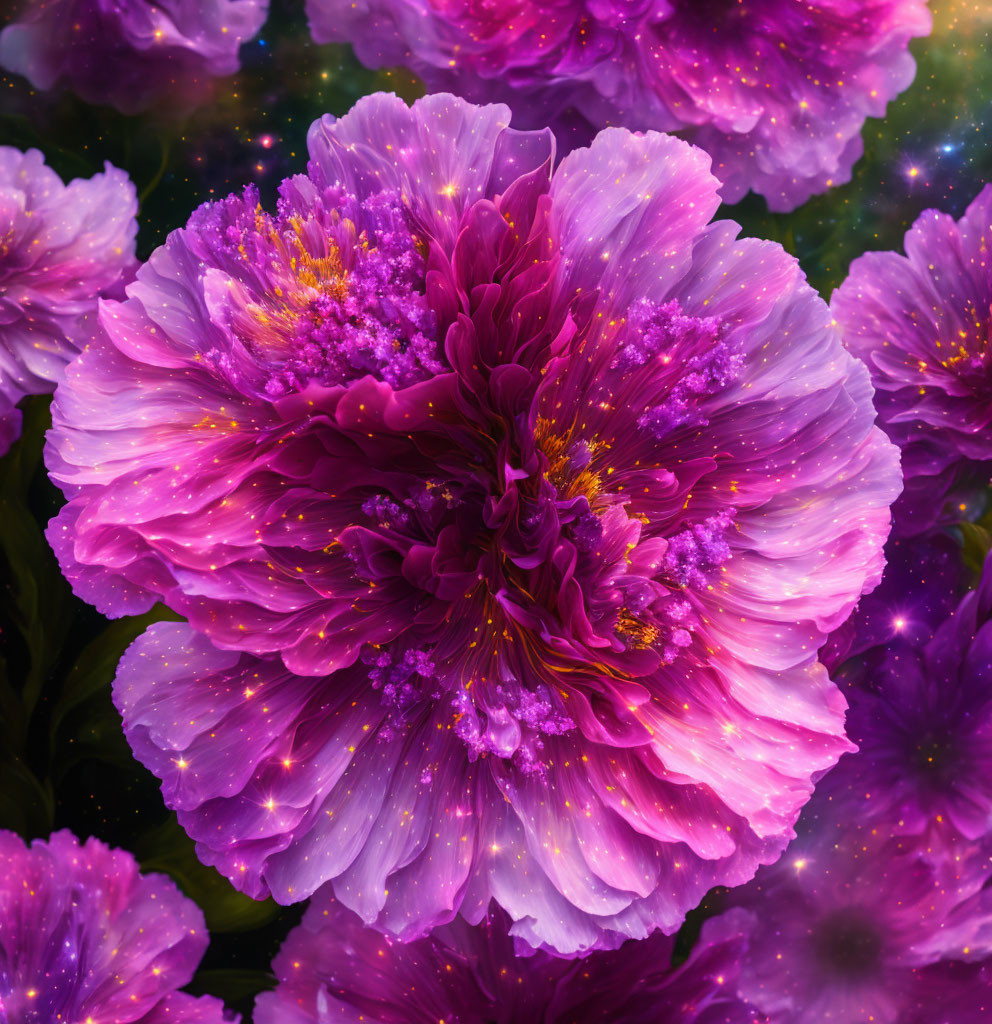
0 146 136 456
0 0 269 115
306 0 930 211
833 184 992 537
731 816 992 1024
254 889 761 1024
49 93 899 953
820 552 992 852
0 829 235 1024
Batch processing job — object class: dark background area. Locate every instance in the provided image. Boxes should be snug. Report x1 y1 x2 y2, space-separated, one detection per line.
0 0 989 1014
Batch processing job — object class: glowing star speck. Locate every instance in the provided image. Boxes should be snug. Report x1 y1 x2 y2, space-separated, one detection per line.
833 183 992 537
49 93 900 954
0 830 237 1024
0 0 269 115
730 808 992 1024
0 147 137 456
305 0 931 212
254 889 761 1024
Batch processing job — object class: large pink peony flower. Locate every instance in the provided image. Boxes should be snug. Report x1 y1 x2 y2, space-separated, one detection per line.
833 184 992 537
48 94 899 953
0 146 136 455
306 0 931 211
0 0 269 115
0 829 234 1024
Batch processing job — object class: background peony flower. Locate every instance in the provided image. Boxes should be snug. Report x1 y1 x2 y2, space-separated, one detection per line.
49 93 899 953
305 0 931 212
0 146 137 456
730 813 992 1024
254 889 761 1024
0 829 235 1024
819 552 992 854
0 0 269 115
832 184 992 537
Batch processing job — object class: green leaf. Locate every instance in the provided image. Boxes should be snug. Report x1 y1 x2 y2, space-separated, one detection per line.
49 604 181 748
0 754 54 837
186 968 277 1002
135 816 281 933
51 694 139 779
0 397 72 718
960 521 992 577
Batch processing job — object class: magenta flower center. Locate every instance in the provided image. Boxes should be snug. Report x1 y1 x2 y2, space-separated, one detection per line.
909 729 963 788
358 297 740 769
938 306 991 395
812 908 885 980
198 182 746 775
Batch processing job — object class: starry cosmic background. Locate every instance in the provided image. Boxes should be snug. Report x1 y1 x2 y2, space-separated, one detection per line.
0 0 989 1016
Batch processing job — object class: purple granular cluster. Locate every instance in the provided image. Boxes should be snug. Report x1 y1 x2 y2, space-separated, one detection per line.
1 3 988 1019
615 299 743 442
366 645 437 720
191 182 440 396
361 494 410 528
614 299 723 372
662 509 737 589
452 681 576 776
